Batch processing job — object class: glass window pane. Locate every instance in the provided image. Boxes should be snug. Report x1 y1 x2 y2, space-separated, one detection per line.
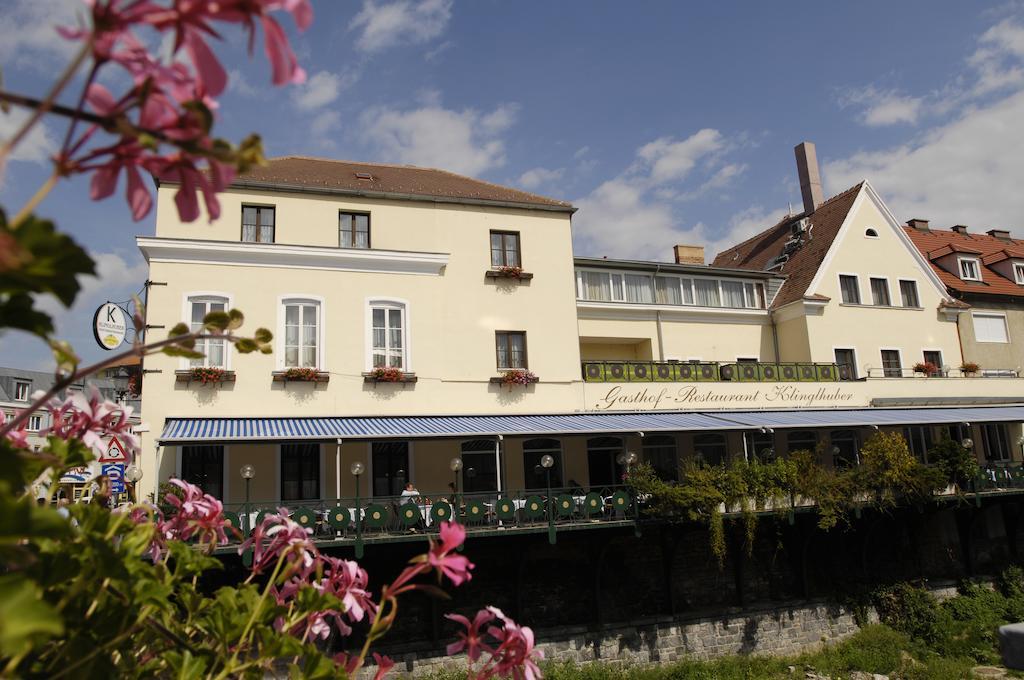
373 352 386 367
242 225 256 242
389 309 402 329
581 271 610 301
373 328 385 349
340 231 352 248
372 308 385 327
679 278 694 304
355 214 368 231
624 275 653 303
302 346 316 367
286 305 299 325
285 325 298 346
721 281 745 307
303 305 316 325
694 279 720 306
491 233 502 250
355 231 369 248
655 276 682 304
260 225 273 243
191 301 206 325
285 346 298 366
243 207 257 224
262 208 274 226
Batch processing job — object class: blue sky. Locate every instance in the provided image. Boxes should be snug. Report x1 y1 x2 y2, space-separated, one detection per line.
3 0 1024 369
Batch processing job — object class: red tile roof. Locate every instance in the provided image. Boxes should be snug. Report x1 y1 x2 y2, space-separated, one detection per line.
905 226 1024 299
212 156 575 211
712 183 863 308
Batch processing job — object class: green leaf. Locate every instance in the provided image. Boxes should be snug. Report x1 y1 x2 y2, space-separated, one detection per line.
0 211 96 307
0 574 64 657
254 327 273 343
168 322 189 337
163 346 205 359
226 309 244 331
234 338 258 353
202 310 230 331
0 292 55 336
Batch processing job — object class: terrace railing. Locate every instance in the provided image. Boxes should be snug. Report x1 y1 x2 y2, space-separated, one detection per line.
581 360 854 383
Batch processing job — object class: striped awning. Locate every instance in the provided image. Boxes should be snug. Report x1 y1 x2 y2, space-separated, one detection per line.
157 405 1024 443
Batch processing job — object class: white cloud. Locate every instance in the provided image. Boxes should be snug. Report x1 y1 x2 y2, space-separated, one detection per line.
0 0 81 68
350 0 453 53
969 17 1024 95
573 129 746 260
840 86 923 126
227 69 258 97
360 100 518 175
0 108 57 167
310 111 342 138
295 71 350 111
826 88 1024 235
574 146 590 159
517 167 564 190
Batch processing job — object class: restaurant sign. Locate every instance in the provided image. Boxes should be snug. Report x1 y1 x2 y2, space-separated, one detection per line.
588 383 859 412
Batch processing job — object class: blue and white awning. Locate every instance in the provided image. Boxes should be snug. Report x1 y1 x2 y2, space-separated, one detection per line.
157 406 1024 443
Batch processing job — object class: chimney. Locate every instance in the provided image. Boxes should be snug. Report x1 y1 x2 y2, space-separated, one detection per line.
674 244 704 265
907 218 930 231
951 225 969 234
794 141 824 215
987 228 1012 241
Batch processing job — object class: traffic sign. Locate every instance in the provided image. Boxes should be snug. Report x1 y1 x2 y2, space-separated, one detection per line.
102 463 126 494
99 438 128 463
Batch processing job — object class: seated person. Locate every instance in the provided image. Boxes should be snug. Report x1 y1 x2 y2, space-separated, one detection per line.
400 482 420 504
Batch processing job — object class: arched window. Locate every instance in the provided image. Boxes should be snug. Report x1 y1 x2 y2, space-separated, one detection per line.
522 438 563 490
643 434 678 481
460 439 498 493
693 433 727 466
830 430 859 469
865 228 879 238
367 299 408 370
280 297 322 368
587 436 625 489
787 431 818 455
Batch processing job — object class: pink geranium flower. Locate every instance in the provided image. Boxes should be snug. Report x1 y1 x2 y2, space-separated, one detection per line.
40 386 140 458
446 608 496 661
158 478 231 548
428 521 475 586
484 608 544 680
239 508 317 576
0 410 30 449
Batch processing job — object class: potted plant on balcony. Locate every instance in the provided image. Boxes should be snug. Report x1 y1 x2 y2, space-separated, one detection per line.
912 361 939 377
493 368 538 386
363 366 417 385
960 361 980 377
273 367 330 383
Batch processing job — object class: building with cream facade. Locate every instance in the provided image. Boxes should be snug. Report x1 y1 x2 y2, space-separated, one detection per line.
137 147 1024 536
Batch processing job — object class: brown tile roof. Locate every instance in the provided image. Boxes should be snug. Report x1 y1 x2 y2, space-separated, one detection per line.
218 156 575 212
711 182 864 309
905 226 1024 299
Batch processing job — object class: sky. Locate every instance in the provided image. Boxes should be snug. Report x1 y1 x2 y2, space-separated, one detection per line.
3 0 1024 369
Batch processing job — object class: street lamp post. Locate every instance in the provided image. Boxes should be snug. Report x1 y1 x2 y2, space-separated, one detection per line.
240 464 255 532
449 457 463 519
351 461 365 558
124 464 142 504
540 454 555 544
616 451 640 534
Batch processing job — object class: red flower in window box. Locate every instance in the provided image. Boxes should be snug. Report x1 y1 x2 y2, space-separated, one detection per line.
959 362 980 376
500 369 537 386
496 265 524 279
284 367 321 382
191 367 227 384
912 362 939 377
370 366 405 382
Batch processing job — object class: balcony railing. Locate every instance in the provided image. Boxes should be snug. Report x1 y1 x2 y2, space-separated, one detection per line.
581 360 853 383
863 367 1021 378
215 486 638 553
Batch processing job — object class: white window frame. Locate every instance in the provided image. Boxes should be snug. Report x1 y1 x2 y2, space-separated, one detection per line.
181 292 233 370
573 267 764 309
13 380 30 402
868 276 892 307
837 273 862 305
1014 262 1024 285
879 347 903 378
958 256 982 281
972 311 1010 344
365 298 411 372
832 346 859 380
28 414 42 431
277 295 326 370
897 279 921 308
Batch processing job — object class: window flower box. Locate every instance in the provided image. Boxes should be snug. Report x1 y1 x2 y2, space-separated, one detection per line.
489 369 539 386
960 362 980 377
363 367 418 385
912 361 940 377
272 368 330 383
485 266 533 281
175 368 235 385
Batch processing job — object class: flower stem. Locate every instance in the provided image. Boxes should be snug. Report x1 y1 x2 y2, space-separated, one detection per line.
0 42 90 164
10 171 59 228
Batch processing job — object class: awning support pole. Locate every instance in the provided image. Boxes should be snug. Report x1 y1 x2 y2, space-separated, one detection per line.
335 439 342 503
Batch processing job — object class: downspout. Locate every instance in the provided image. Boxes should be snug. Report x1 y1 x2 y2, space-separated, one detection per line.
770 308 781 363
654 264 665 361
495 435 504 493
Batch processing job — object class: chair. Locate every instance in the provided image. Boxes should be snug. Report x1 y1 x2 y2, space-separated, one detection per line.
523 495 545 521
463 499 487 525
292 507 317 532
582 492 603 517
555 494 575 519
431 501 453 526
326 507 350 536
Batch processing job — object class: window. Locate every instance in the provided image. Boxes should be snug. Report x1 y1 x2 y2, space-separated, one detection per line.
959 257 981 281
870 278 891 306
881 349 902 377
1015 263 1024 285
371 441 409 496
188 296 227 368
339 212 370 249
241 205 274 243
655 276 682 305
522 438 563 489
28 415 42 431
490 231 520 267
281 443 320 501
981 423 1011 462
839 275 860 304
283 300 320 368
13 381 29 401
587 436 625 489
946 423 971 445
693 433 727 466
787 431 818 454
679 278 695 305
904 426 934 463
973 313 1009 343
495 331 527 369
721 280 746 308
744 431 775 463
643 435 678 481
624 274 654 303
181 445 224 499
370 302 406 369
899 280 920 308
865 228 879 238
460 440 499 493
694 279 720 307
834 348 857 379
830 430 859 469
923 350 943 373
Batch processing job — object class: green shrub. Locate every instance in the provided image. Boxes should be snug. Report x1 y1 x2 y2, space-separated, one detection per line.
872 583 944 645
811 624 909 675
926 435 980 488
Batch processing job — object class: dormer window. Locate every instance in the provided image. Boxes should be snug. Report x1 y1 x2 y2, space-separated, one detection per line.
958 257 981 281
865 228 879 238
1014 263 1024 285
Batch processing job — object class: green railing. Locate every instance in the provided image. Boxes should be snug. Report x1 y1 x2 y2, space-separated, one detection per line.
220 485 638 555
581 360 853 383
